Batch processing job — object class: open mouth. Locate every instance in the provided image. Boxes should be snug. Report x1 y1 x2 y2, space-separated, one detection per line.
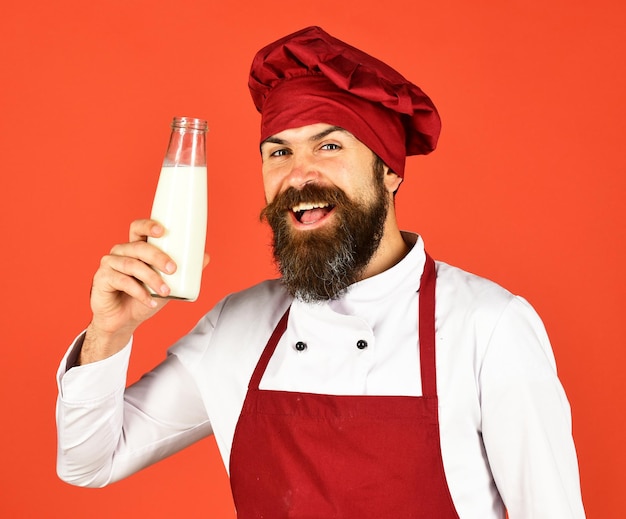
292 201 335 225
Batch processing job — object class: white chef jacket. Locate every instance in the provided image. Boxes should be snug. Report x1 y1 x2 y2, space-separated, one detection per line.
56 233 586 518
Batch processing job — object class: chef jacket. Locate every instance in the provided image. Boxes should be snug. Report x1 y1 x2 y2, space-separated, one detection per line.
56 233 586 518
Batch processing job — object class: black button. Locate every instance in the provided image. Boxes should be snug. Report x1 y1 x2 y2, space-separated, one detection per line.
356 339 368 350
295 341 307 352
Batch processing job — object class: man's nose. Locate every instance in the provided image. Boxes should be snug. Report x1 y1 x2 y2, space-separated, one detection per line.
285 152 319 189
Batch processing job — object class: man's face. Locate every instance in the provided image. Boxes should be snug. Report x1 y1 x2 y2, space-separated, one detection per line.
260 123 392 302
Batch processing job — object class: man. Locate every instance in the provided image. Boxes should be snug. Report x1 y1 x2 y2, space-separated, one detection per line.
56 26 585 518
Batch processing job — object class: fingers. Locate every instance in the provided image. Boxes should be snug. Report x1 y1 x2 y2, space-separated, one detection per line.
129 218 164 242
92 220 210 314
110 239 175 279
92 232 176 309
93 260 161 309
99 252 171 300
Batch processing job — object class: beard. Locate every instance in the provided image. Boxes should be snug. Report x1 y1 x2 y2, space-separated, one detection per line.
260 159 389 303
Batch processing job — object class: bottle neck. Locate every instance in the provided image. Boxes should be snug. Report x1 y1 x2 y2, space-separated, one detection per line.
163 117 208 167
171 116 208 133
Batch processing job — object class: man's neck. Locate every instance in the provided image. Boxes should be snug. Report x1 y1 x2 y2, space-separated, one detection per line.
360 217 409 281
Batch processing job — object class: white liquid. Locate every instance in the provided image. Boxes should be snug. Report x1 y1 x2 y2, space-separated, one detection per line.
147 165 207 301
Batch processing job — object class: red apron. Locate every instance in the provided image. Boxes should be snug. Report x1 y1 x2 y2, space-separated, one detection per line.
229 254 459 518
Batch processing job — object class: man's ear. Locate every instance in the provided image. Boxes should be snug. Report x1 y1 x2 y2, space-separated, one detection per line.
383 164 403 194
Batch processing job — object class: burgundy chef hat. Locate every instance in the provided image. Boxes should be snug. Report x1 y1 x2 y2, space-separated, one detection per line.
249 26 441 177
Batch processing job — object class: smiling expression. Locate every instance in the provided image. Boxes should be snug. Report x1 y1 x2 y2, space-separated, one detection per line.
259 123 396 301
261 123 387 232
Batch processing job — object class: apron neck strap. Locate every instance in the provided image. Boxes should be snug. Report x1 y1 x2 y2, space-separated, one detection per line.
419 253 438 398
249 308 290 390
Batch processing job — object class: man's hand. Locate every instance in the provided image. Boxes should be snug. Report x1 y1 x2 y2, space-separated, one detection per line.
79 219 179 365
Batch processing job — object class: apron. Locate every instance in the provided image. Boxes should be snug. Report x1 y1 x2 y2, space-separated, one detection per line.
229 254 459 518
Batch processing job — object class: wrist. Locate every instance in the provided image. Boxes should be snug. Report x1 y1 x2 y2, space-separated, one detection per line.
78 322 133 365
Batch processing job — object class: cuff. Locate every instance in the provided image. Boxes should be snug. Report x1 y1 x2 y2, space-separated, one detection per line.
56 331 133 403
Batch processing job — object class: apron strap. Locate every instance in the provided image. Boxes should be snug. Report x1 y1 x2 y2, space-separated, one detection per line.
419 253 438 398
249 307 290 390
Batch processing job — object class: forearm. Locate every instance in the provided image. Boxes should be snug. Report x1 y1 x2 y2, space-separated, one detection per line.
481 297 585 518
56 333 130 486
56 334 213 487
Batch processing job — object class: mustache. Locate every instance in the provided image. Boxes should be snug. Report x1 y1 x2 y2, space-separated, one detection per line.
260 183 350 221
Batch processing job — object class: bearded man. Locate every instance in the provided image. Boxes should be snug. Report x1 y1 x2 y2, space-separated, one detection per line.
56 27 585 518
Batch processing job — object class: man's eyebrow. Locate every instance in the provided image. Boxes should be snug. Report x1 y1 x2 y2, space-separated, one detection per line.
261 136 287 146
260 126 348 152
308 126 347 142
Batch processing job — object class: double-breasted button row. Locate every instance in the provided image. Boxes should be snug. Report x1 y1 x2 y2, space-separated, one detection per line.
293 339 369 351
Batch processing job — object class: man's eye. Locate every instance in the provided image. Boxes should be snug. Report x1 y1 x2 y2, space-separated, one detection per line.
270 148 290 157
320 143 341 151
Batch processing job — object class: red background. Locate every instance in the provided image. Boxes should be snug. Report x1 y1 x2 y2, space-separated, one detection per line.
2 1 624 517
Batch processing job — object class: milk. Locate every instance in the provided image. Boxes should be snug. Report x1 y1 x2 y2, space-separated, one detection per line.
147 165 207 301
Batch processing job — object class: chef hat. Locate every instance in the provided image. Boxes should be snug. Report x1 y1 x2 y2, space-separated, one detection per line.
249 26 441 177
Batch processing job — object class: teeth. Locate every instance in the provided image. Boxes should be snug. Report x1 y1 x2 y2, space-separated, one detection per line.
291 202 329 213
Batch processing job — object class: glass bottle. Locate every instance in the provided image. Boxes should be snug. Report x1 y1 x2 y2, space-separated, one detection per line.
147 116 208 301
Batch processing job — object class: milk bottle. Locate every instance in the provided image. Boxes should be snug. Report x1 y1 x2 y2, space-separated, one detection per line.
147 117 208 301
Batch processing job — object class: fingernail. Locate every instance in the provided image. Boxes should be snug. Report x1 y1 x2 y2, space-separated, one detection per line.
165 261 176 274
160 284 170 296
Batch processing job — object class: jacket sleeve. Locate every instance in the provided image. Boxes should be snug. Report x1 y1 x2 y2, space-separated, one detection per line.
55 330 213 488
479 296 586 518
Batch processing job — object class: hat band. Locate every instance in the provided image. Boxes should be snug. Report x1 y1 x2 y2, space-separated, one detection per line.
260 75 407 176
